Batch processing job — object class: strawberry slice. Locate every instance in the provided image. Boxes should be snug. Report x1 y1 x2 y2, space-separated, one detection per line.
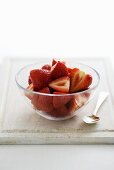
52 59 57 66
52 59 66 66
42 64 51 70
70 68 85 93
28 75 32 85
67 67 73 74
50 105 68 117
73 74 92 92
49 76 70 93
51 61 68 79
53 92 68 94
25 83 34 100
31 87 53 112
30 69 51 91
53 92 72 108
67 97 80 113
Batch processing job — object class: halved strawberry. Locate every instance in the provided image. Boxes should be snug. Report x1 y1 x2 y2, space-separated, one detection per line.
42 64 51 70
27 83 34 90
70 68 85 93
51 61 68 79
25 83 34 100
31 87 53 112
50 105 68 117
30 69 51 91
53 92 68 94
67 97 79 113
28 75 32 85
75 93 89 107
67 67 73 74
49 76 70 93
53 92 72 108
52 59 57 66
52 59 66 66
73 74 92 92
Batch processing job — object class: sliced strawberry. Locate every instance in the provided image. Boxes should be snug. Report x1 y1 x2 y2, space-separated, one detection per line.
30 69 51 91
70 69 85 93
52 59 66 66
52 59 57 66
42 64 51 70
67 67 73 74
31 87 53 112
28 75 32 85
53 92 72 108
49 76 70 93
25 83 34 100
53 92 68 94
67 97 79 113
27 83 34 90
51 61 68 79
73 74 92 92
75 93 89 107
50 105 68 117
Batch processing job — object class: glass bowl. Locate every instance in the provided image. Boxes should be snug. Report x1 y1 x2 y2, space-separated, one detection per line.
15 61 100 121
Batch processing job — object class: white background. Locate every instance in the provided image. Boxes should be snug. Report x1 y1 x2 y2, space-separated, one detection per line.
0 0 114 169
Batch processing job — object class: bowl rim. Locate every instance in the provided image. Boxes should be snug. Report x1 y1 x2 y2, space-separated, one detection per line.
15 62 100 96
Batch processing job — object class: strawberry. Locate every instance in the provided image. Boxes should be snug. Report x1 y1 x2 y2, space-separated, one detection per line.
49 76 70 93
27 83 34 90
52 59 57 66
73 74 92 92
31 87 53 112
67 97 79 113
51 61 68 79
25 83 34 100
53 92 68 94
30 69 51 91
70 68 85 93
50 105 68 117
28 75 32 85
67 67 73 74
53 92 72 108
75 93 89 107
42 64 51 70
52 58 66 66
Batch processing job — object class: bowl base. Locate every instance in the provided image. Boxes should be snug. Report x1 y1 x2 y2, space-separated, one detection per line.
35 110 76 121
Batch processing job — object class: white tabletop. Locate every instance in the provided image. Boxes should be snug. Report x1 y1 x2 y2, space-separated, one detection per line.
0 145 114 170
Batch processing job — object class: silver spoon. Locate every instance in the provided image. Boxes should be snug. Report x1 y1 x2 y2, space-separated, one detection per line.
82 91 109 124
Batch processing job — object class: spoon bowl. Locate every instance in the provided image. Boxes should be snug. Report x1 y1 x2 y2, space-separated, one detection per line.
82 92 109 124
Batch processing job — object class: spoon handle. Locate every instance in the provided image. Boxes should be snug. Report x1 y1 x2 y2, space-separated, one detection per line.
93 92 109 116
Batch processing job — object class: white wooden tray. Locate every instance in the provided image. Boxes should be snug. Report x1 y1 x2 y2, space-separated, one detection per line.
0 57 114 144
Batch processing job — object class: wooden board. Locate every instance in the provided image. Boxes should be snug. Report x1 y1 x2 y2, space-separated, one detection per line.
0 57 114 144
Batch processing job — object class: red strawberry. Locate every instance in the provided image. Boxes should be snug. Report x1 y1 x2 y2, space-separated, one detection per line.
49 76 70 93
28 75 32 85
73 74 92 92
51 61 68 79
75 93 89 107
70 68 85 93
27 83 34 90
53 92 68 94
31 87 53 112
50 105 68 117
52 59 66 66
25 83 34 100
30 69 51 91
67 97 79 113
52 59 57 66
42 64 51 70
67 67 73 74
53 92 72 108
